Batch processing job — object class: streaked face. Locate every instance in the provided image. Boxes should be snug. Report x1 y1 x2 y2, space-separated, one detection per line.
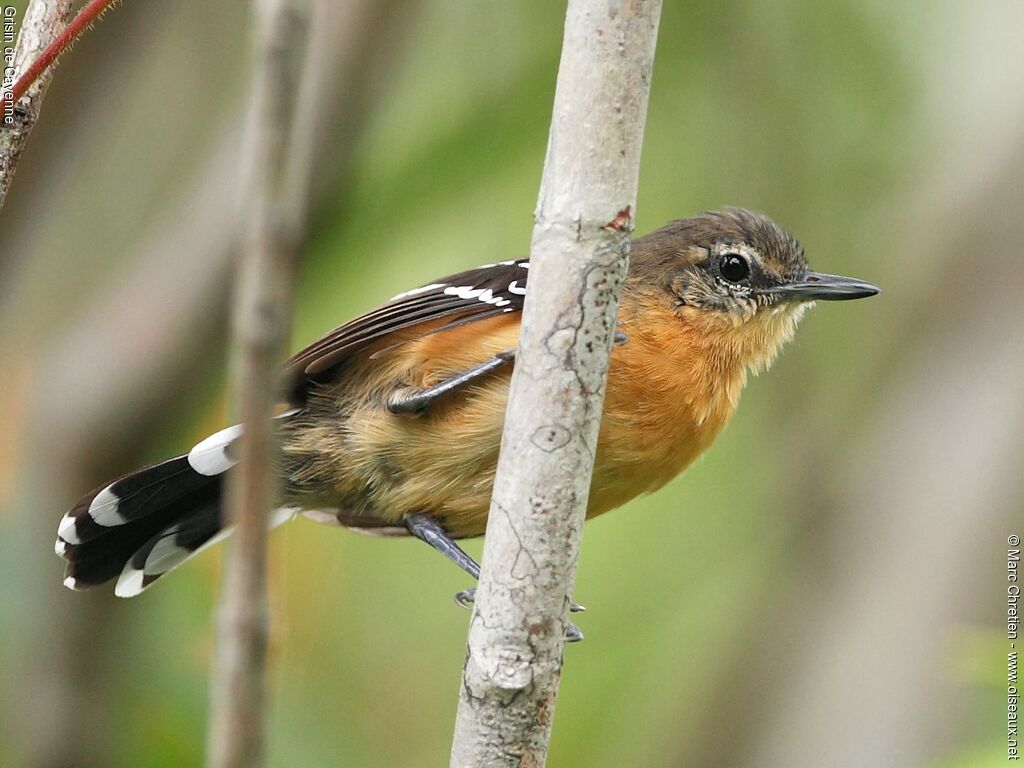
676 238 806 325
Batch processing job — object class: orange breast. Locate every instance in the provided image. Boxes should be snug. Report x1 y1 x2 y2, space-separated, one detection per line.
590 299 745 517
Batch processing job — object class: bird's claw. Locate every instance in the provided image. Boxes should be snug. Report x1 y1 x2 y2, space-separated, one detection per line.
454 588 476 610
455 587 585 613
454 587 585 641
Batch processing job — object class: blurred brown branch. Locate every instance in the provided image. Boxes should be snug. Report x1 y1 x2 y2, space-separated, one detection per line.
205 0 312 765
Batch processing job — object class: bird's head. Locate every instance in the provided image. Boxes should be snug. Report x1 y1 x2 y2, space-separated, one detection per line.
632 207 879 371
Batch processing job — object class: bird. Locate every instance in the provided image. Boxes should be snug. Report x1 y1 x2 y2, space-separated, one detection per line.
54 207 879 611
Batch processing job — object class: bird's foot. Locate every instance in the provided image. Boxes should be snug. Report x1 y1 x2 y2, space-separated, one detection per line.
454 587 586 642
455 587 585 613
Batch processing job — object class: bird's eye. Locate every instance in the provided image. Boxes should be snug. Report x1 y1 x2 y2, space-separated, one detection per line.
719 253 750 283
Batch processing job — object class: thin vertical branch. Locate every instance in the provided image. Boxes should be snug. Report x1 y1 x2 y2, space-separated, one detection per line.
449 2 662 766
0 0 74 209
206 0 310 766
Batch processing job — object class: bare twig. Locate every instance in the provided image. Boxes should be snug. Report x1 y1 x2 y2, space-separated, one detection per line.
205 1 311 766
449 2 662 766
0 0 74 208
1 0 118 121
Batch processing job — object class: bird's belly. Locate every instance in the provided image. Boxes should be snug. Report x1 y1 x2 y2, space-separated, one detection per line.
315 360 732 539
588 381 730 518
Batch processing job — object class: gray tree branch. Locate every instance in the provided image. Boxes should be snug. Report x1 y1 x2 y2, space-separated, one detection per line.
449 2 662 766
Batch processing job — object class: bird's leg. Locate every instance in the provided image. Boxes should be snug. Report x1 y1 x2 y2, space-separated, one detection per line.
403 512 585 642
396 335 623 635
388 333 625 416
388 349 516 415
404 513 479 579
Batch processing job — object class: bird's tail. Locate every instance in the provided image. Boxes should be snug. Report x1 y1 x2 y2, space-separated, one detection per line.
55 424 294 598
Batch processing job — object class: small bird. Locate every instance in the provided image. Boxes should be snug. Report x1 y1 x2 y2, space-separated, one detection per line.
55 208 878 606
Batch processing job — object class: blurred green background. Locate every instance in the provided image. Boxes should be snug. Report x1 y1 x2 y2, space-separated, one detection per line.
1 1 1021 766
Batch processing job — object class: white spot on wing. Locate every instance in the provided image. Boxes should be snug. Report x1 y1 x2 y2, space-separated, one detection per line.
390 283 445 301
445 284 517 307
57 514 81 545
54 538 68 556
88 485 127 527
188 424 243 476
508 280 526 295
445 285 485 300
63 576 79 591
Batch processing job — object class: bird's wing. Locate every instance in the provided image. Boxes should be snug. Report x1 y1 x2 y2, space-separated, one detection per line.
284 259 529 401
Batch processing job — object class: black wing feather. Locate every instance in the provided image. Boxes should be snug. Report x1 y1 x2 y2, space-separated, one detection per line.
285 260 529 400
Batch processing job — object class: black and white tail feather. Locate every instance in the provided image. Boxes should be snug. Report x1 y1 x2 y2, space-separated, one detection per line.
55 421 296 597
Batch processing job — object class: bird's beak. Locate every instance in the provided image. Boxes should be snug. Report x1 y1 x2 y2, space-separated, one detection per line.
767 271 880 302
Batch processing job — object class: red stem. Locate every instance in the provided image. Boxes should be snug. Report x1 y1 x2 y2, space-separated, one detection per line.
1 0 118 118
